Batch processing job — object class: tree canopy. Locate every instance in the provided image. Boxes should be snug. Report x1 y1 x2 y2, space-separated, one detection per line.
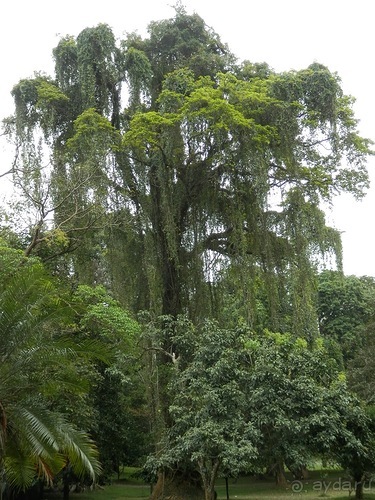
6 9 371 331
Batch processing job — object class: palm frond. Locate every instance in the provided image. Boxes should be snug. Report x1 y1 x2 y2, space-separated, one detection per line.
4 455 37 491
8 406 60 460
0 261 102 489
57 422 101 480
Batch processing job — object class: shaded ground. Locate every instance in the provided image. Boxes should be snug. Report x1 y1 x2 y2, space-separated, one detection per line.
55 468 375 500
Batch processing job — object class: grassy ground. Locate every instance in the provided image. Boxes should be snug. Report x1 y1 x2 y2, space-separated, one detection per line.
62 468 375 500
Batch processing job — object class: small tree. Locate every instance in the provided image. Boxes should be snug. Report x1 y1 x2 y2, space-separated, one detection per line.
0 246 102 496
145 319 258 500
244 333 331 484
244 331 374 491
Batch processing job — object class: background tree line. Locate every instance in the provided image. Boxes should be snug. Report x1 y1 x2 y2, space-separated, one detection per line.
1 5 374 500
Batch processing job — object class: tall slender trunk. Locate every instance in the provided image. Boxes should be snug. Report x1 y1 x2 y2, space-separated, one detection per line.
150 163 183 318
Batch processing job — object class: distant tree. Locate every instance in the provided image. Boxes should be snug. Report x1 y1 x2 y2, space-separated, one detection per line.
332 404 375 500
347 320 375 404
317 271 375 363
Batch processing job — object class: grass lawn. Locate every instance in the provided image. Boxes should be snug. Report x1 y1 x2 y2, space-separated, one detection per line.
62 468 375 499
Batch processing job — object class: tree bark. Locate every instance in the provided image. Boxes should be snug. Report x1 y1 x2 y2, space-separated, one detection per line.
199 459 220 500
275 460 288 487
355 478 364 499
150 470 204 500
351 470 365 500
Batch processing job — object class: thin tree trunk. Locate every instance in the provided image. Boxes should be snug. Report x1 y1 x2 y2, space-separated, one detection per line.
355 479 364 499
275 460 287 487
62 465 71 500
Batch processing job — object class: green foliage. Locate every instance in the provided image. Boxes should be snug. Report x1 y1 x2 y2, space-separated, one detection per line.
11 75 70 139
144 318 374 496
317 271 375 362
2 9 375 496
144 318 258 497
6 9 372 327
67 108 121 160
53 36 79 91
0 253 101 492
0 242 33 276
75 24 122 117
4 408 100 490
247 333 342 465
36 80 69 107
246 331 375 497
70 285 148 479
72 284 140 357
123 46 152 111
143 7 234 101
347 321 375 403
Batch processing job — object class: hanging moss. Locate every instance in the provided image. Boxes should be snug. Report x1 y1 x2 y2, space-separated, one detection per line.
6 9 372 332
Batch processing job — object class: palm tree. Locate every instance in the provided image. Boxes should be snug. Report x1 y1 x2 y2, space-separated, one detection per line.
0 251 101 496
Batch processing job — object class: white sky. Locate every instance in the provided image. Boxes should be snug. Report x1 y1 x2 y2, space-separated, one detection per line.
0 0 374 276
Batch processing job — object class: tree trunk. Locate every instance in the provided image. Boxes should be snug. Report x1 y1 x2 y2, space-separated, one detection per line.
355 478 364 499
300 466 309 480
351 470 364 500
62 465 71 500
63 482 69 500
203 488 217 500
286 461 309 480
199 459 220 500
150 163 183 319
275 461 288 487
201 477 216 500
150 470 204 500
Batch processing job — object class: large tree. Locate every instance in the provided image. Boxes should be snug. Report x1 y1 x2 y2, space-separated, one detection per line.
6 8 370 323
3 6 373 498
